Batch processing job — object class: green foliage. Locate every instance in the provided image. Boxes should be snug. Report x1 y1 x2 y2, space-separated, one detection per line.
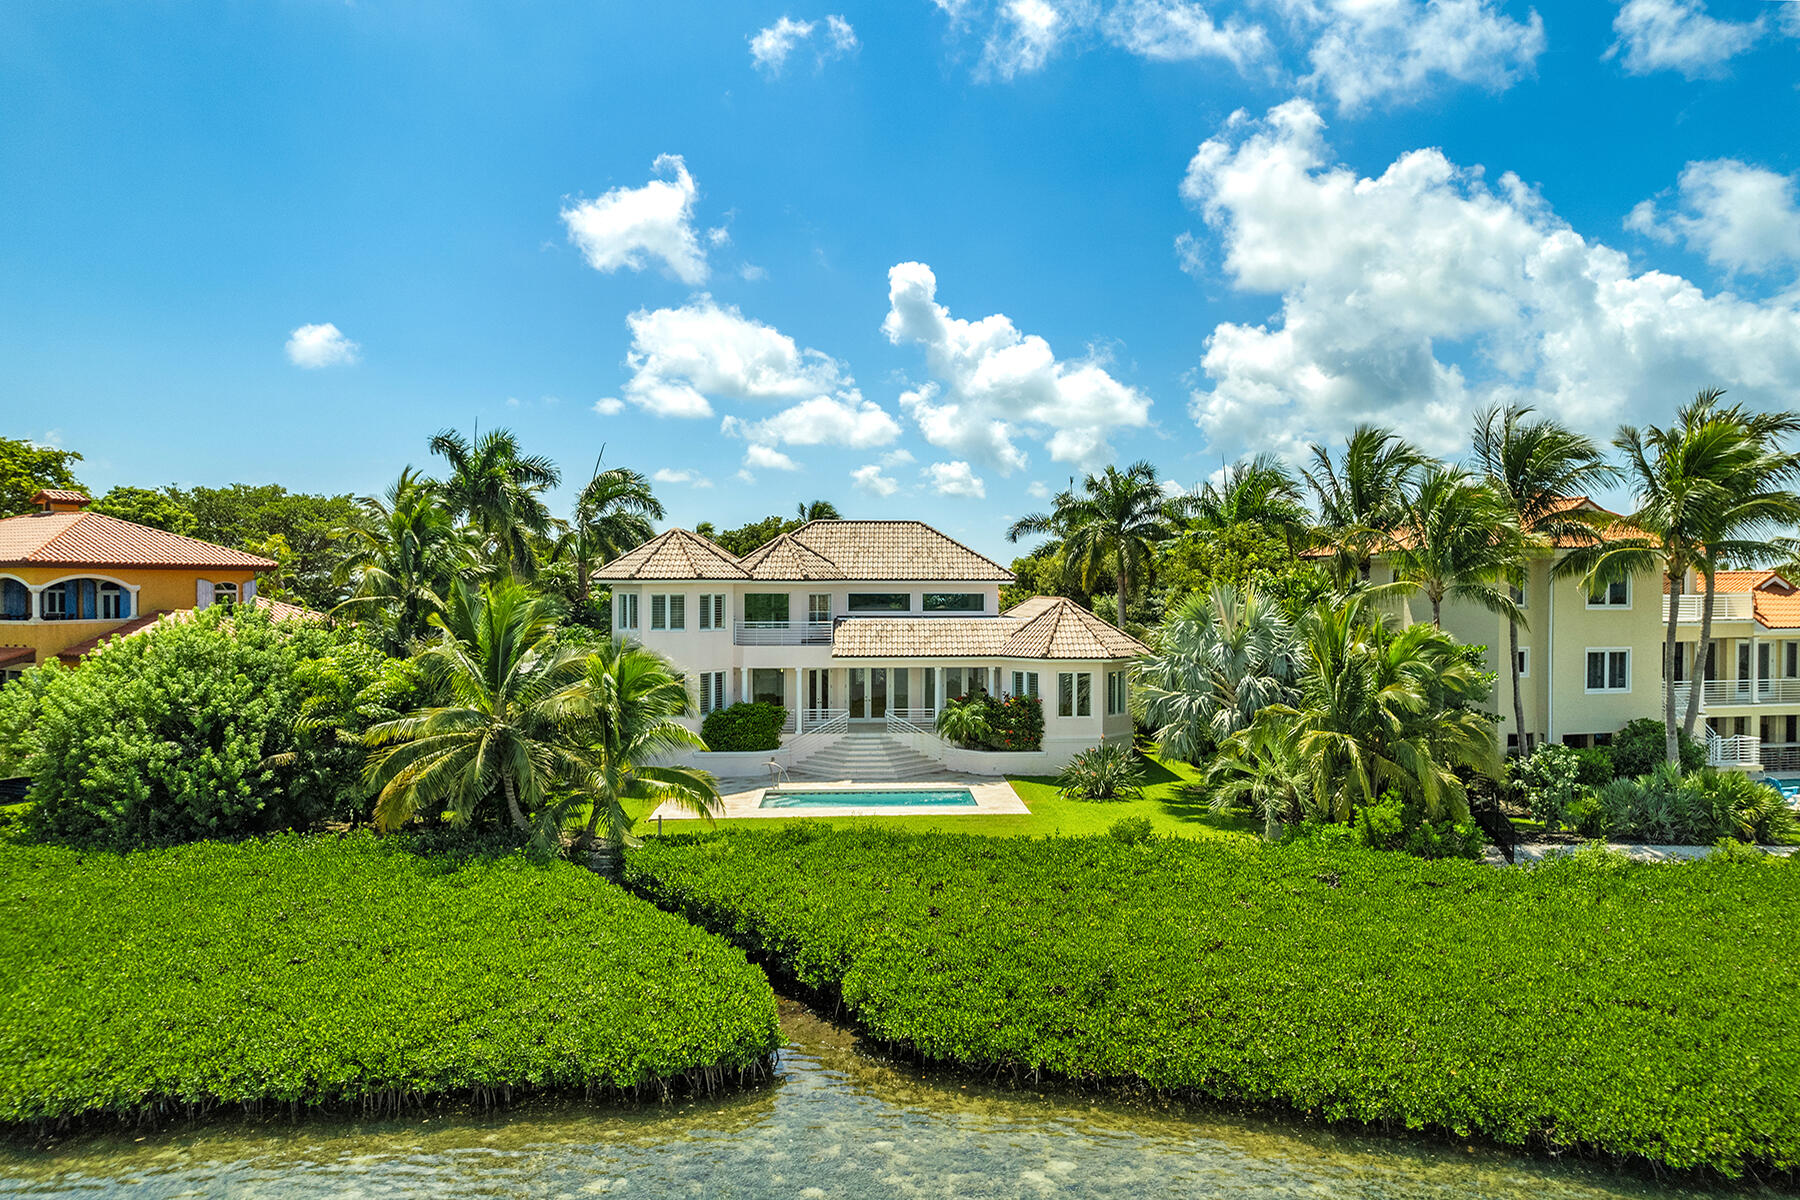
934 694 992 748
14 607 386 849
983 691 1044 751
1596 763 1797 845
1571 745 1614 787
1056 743 1145 801
700 702 786 752
89 484 197 535
1611 717 1704 776
1137 584 1301 762
629 828 1800 1177
1513 743 1584 829
174 482 361 609
0 437 83 516
1106 816 1155 844
1352 790 1485 860
697 515 800 558
0 835 779 1125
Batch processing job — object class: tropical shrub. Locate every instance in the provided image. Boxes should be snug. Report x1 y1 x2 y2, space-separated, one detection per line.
1056 743 1144 801
0 835 778 1126
935 694 992 748
1352 790 1485 860
936 691 1043 752
1513 743 1583 828
1572 745 1613 787
1106 816 1155 844
701 702 786 752
15 607 393 849
1610 717 1704 777
1595 764 1796 845
1135 584 1301 762
630 828 1800 1177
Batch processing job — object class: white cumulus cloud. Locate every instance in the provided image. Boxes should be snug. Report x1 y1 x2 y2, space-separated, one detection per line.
1285 0 1546 114
883 261 1151 474
1178 99 1800 463
1627 158 1800 276
1607 0 1766 77
652 467 714 488
745 444 801 472
851 463 901 496
750 13 859 75
285 322 359 368
593 397 625 416
561 154 709 285
622 297 849 419
924 460 987 499
722 394 901 448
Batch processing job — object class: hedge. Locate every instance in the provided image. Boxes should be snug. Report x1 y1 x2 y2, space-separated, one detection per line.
701 702 786 752
628 828 1800 1178
0 834 779 1127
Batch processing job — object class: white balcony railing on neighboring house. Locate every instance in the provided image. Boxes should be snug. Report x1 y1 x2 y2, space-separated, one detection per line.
733 620 835 646
1673 678 1800 709
1664 593 1755 623
1706 727 1761 768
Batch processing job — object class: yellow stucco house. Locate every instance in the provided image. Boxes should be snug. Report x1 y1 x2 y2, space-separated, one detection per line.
0 489 279 679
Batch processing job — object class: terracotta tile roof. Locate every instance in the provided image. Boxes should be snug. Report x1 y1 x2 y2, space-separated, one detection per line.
0 511 276 570
776 521 1012 582
32 489 90 506
1663 570 1779 595
53 611 174 663
736 533 846 581
0 645 32 668
255 598 326 622
831 596 1147 661
591 528 748 581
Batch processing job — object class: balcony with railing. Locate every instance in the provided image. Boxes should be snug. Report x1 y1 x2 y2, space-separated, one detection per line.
1673 678 1800 709
734 620 835 646
1664 593 1755 623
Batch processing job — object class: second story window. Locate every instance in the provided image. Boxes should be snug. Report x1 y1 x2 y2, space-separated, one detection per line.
1587 578 1630 608
744 594 789 624
698 594 726 630
1586 648 1630 693
847 592 908 612
649 595 684 631
924 593 984 612
616 593 640 631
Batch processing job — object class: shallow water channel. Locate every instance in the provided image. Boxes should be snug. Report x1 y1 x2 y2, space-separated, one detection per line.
1 999 1789 1200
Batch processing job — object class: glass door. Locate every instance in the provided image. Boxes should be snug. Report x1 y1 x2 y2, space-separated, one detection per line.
870 668 888 719
892 668 909 713
849 668 867 719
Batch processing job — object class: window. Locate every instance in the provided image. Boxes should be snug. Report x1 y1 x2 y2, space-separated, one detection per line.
650 595 667 631
1106 670 1127 715
847 593 909 613
1587 578 1630 608
1010 670 1039 699
667 595 685 630
699 671 729 715
744 593 790 624
698 594 726 630
944 666 964 699
616 592 639 631
212 581 238 609
1585 649 1630 692
1509 584 1528 609
40 586 67 620
924 593 984 612
1788 642 1798 679
1516 648 1529 678
0 579 28 621
99 582 127 620
923 667 936 710
751 668 786 707
807 594 832 624
1056 672 1091 717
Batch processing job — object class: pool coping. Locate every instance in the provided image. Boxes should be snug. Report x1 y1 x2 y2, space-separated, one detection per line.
650 778 1030 821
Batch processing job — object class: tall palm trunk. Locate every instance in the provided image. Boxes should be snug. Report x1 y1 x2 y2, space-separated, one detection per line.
1663 572 1684 764
1507 617 1527 755
1430 591 1443 628
1115 568 1129 629
501 773 527 830
1682 564 1714 740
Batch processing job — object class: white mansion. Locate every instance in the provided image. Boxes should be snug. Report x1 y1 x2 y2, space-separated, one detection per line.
594 520 1143 775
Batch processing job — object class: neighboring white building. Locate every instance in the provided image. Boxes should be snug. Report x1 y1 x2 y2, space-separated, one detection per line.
593 520 1144 775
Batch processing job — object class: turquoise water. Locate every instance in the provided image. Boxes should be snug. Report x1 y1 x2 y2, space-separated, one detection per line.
0 1000 1778 1199
759 788 978 809
1768 776 1800 800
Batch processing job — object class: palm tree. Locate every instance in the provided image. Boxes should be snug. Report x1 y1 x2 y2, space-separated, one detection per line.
1382 466 1527 629
334 468 477 653
553 639 720 865
1570 411 1766 764
1471 404 1619 754
1136 584 1303 762
1672 390 1800 740
795 499 841 522
1302 426 1428 584
1007 461 1190 625
555 460 665 607
1210 596 1498 823
363 580 593 841
428 426 561 577
1188 454 1312 557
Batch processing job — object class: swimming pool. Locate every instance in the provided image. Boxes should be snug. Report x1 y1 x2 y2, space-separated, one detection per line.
758 788 979 810
1767 776 1800 800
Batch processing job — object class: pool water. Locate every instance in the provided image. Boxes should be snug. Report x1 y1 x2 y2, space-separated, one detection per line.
759 787 978 809
1768 776 1800 800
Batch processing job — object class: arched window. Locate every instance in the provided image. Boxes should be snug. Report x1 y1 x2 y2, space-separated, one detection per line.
0 579 27 622
40 578 131 621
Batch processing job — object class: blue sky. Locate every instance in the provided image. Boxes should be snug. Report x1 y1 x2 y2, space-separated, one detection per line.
4 0 1799 558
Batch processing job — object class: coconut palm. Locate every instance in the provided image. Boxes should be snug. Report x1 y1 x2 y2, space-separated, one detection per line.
362 580 593 841
1672 390 1800 740
1007 461 1191 625
1471 404 1619 754
555 461 665 607
795 499 842 522
553 638 720 865
1569 409 1767 764
1188 454 1312 556
936 695 992 748
428 426 561 577
334 468 478 653
1211 596 1498 823
1136 584 1303 762
1302 426 1429 584
1382 466 1527 630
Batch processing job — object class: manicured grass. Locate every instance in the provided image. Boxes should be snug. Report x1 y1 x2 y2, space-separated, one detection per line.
630 754 1257 841
629 828 1800 1178
0 834 780 1127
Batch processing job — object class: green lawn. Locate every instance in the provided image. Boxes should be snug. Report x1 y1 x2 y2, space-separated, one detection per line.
632 754 1258 841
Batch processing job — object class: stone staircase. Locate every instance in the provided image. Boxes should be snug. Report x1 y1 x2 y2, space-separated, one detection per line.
788 730 951 782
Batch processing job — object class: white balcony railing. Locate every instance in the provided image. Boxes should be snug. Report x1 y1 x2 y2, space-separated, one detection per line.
1706 728 1761 768
1664 593 1755 623
1673 678 1800 708
734 620 835 646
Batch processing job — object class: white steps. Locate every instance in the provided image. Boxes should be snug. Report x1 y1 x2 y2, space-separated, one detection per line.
788 731 949 782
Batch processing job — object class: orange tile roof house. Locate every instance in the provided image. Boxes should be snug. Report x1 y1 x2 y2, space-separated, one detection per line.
0 490 285 676
595 520 1144 777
